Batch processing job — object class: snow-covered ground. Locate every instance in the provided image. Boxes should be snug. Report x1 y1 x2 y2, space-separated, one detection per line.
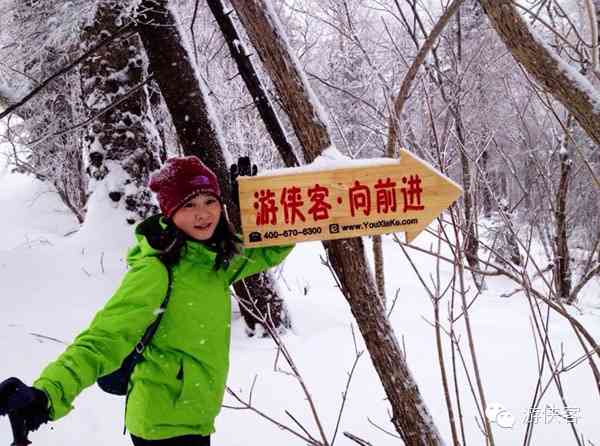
1 148 599 446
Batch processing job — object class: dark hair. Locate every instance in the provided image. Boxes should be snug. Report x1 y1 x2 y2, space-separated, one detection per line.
157 207 242 270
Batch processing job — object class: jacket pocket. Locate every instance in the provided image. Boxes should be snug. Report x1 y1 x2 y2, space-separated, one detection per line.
174 357 220 421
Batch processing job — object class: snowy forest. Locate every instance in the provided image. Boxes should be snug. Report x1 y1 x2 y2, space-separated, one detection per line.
1 0 600 445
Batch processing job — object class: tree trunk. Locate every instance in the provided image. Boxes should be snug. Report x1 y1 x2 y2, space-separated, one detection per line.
136 0 291 335
555 153 572 301
556 119 573 302
471 2 493 222
80 0 162 224
373 235 386 305
230 1 444 443
456 110 481 284
593 0 600 74
453 7 483 289
478 0 600 147
481 149 493 218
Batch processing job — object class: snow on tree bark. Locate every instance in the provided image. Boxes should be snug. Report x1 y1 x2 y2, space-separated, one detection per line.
136 0 291 334
229 0 445 443
589 0 600 73
80 0 162 224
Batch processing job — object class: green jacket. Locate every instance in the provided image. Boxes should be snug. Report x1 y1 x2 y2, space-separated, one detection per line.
33 216 293 440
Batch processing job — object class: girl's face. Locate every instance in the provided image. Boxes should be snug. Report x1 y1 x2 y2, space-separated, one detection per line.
172 193 222 241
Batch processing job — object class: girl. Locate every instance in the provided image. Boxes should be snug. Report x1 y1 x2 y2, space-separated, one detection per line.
0 156 294 445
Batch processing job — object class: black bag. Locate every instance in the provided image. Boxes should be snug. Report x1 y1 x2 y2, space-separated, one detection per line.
97 264 173 395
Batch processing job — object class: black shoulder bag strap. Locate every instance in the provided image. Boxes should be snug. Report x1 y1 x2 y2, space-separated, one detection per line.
130 263 173 362
98 262 173 398
120 263 173 434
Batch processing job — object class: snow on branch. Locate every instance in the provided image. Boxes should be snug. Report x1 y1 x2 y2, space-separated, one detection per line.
479 0 600 146
585 0 599 73
0 23 135 121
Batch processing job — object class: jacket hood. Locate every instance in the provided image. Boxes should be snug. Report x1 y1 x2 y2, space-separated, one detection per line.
126 215 167 266
126 214 218 267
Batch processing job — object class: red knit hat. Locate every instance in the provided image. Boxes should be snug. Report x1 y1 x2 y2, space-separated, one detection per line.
148 156 221 218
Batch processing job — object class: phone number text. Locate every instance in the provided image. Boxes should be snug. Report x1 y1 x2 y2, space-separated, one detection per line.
263 227 323 239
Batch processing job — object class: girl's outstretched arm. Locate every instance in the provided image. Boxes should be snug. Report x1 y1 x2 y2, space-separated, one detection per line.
32 258 168 420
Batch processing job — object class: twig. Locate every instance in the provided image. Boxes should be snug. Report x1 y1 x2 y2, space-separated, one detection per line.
190 0 201 64
386 288 401 318
447 206 496 446
28 333 67 345
331 330 363 445
392 233 504 277
225 386 318 444
499 288 523 298
235 279 330 445
366 417 402 439
343 432 374 446
285 410 320 444
248 374 258 406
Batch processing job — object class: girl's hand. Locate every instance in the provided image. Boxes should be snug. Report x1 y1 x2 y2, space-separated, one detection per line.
0 377 49 436
230 156 258 208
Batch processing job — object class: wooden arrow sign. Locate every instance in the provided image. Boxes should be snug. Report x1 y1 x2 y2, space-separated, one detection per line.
237 149 463 247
